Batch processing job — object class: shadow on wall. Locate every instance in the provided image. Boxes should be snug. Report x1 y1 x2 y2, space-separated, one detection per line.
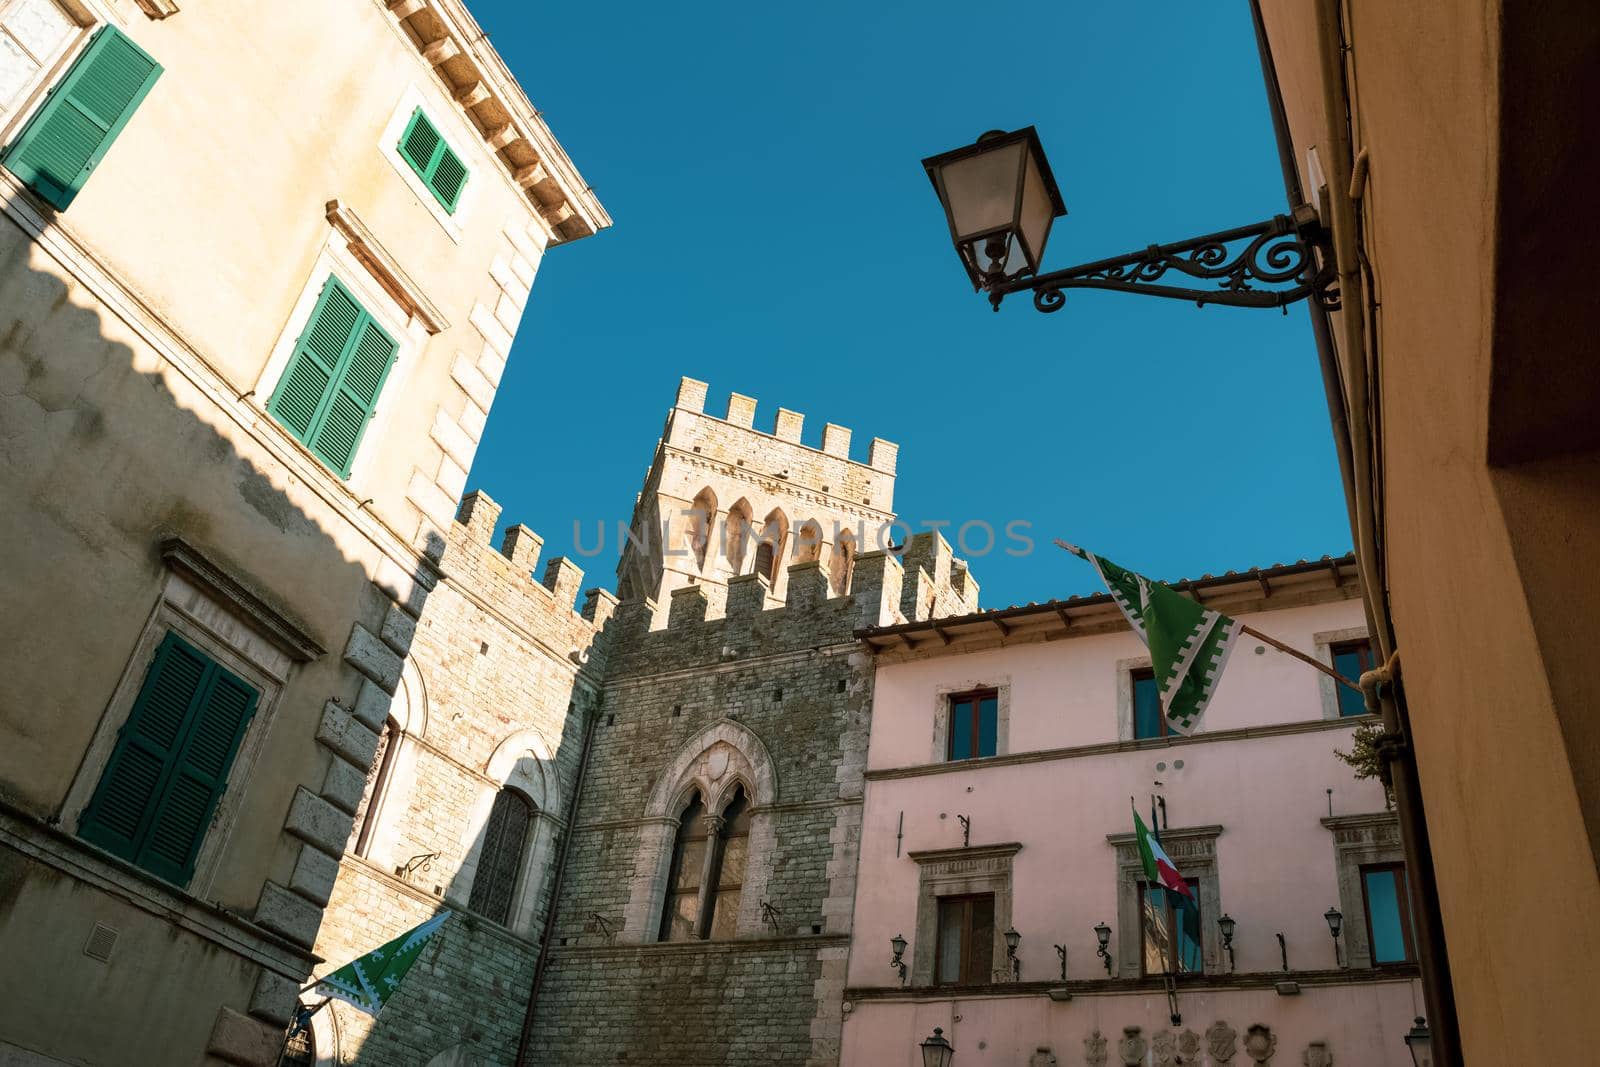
0 186 439 1063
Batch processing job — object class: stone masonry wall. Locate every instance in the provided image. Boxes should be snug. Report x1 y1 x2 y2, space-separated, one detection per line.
312 491 611 1066
527 541 972 1066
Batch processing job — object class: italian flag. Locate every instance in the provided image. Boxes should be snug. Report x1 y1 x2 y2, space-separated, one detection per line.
1134 803 1194 900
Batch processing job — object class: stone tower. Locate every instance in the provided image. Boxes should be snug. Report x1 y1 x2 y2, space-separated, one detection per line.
616 377 902 627
522 378 981 1064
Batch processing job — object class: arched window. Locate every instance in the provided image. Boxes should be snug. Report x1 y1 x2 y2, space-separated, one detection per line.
756 508 787 583
706 787 751 940
468 788 533 925
831 528 858 594
794 520 823 564
658 791 707 942
687 486 718 572
348 716 398 857
657 786 752 942
725 498 754 574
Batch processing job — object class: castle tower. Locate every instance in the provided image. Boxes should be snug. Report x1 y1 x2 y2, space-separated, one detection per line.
616 377 901 626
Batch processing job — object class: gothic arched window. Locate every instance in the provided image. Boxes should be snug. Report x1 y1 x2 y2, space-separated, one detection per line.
756 508 788 584
726 498 754 574
831 528 858 594
468 788 533 925
687 486 718 572
658 791 707 942
706 787 751 940
657 786 752 942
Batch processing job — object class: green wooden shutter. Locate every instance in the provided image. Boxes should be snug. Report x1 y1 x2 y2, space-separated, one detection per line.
79 632 258 886
2 25 162 211
397 107 468 214
267 276 399 478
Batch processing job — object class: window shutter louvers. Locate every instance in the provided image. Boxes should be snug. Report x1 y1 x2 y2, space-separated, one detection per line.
79 633 258 887
397 107 468 214
2 25 161 210
267 277 399 478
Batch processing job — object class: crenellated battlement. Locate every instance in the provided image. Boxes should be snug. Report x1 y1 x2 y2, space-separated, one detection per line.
670 376 899 479
447 491 618 660
610 530 977 655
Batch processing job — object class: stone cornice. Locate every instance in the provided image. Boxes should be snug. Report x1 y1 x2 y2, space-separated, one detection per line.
660 445 897 525
160 538 326 661
865 715 1372 782
844 964 1420 1002
907 842 1023 866
1320 811 1400 832
383 0 609 244
325 200 449 334
547 932 851 960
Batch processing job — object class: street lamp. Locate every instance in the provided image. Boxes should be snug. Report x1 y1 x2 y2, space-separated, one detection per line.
921 1027 955 1067
1403 1017 1432 1067
1093 921 1113 975
922 128 1338 313
1324 906 1344 967
1004 926 1021 979
890 933 907 985
1217 913 1237 972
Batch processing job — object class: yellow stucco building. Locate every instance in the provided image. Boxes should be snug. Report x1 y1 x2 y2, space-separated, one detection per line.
0 1 605 1063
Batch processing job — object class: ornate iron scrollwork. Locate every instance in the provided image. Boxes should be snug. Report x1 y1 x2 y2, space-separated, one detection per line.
988 207 1339 314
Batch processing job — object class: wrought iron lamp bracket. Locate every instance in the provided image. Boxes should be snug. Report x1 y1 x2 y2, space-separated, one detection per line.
987 205 1339 314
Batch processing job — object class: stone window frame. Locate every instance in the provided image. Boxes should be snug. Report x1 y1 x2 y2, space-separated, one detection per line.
249 231 431 492
0 0 117 148
1321 811 1405 969
620 718 778 944
1106 824 1224 976
1313 626 1372 720
453 727 562 939
376 83 483 242
928 678 1012 765
905 842 1022 987
61 539 320 897
1115 655 1153 741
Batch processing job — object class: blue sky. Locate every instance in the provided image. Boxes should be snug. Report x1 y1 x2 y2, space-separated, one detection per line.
464 0 1351 609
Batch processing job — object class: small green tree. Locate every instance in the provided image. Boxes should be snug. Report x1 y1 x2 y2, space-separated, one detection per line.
1334 719 1393 810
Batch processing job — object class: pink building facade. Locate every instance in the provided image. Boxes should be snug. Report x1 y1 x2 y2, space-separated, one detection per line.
842 553 1424 1066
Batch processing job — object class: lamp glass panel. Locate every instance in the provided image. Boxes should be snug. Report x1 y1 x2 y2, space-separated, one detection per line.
938 139 1024 241
1016 148 1055 270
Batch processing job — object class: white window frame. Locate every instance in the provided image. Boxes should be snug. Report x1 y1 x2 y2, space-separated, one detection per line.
0 0 120 146
378 83 480 243
251 232 427 490
61 563 293 896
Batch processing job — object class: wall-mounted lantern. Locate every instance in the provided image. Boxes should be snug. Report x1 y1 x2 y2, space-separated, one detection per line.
921 1027 955 1067
890 933 907 985
1004 926 1021 980
1324 906 1344 967
1094 921 1113 975
1217 913 1237 972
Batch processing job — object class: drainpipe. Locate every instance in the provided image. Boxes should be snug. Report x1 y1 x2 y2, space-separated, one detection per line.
1249 2 1461 1063
514 695 602 1066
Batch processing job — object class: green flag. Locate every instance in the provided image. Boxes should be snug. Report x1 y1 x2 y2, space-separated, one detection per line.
1061 543 1242 735
313 911 450 1016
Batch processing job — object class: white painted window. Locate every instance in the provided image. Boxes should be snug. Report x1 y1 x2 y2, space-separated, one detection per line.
378 84 480 242
0 0 80 130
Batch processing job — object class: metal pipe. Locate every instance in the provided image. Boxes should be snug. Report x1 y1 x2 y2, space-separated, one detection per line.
1250 1 1461 1062
514 696 602 1066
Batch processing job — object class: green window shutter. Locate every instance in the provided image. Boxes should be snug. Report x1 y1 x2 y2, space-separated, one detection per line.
397 107 469 214
2 25 161 211
267 276 399 478
79 633 258 886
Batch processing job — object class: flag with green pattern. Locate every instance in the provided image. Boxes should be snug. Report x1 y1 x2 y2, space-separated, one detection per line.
1059 542 1242 736
313 911 450 1016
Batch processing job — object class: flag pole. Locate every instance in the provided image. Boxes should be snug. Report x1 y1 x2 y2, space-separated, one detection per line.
1052 539 1362 694
1238 624 1361 693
